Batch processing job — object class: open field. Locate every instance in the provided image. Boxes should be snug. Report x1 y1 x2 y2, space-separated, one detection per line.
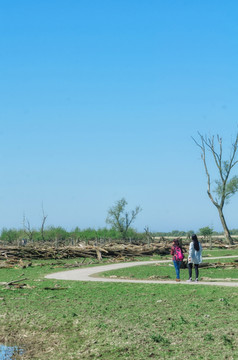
0 249 238 359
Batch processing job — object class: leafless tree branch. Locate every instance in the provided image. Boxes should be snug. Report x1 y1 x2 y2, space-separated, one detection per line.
192 130 238 245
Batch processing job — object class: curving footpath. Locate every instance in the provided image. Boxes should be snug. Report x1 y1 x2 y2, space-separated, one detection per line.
45 256 238 287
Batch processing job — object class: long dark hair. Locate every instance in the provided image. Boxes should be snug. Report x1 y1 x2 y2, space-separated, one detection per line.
192 234 200 251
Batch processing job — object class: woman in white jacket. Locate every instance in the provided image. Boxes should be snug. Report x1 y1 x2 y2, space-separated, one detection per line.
187 234 202 282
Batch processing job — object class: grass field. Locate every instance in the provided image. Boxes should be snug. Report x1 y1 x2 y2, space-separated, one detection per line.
0 249 238 359
100 255 238 282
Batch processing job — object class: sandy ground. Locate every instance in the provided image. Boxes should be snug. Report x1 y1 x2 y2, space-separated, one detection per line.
45 256 238 287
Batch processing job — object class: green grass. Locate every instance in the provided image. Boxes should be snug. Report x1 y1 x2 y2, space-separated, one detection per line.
0 250 238 359
100 249 238 281
202 248 238 257
100 262 238 281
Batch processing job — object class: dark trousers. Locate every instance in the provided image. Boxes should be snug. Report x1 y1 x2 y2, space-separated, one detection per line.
188 263 199 279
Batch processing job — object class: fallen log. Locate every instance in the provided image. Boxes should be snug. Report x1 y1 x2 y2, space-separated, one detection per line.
7 278 28 286
44 287 67 290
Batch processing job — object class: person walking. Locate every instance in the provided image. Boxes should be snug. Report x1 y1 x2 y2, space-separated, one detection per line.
171 239 184 282
187 234 203 282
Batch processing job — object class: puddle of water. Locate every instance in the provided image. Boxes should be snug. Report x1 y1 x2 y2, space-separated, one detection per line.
0 345 23 360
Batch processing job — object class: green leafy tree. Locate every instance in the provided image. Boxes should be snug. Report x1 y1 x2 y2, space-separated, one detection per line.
199 226 213 249
0 228 19 244
199 226 213 238
44 226 68 243
106 198 142 240
192 132 238 245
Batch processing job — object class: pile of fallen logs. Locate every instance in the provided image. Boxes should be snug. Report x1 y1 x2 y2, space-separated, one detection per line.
198 260 238 268
0 243 172 260
0 241 237 261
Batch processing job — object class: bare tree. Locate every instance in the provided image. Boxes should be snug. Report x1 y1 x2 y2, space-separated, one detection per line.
40 204 48 242
144 226 154 245
192 132 238 245
106 198 142 240
23 213 35 242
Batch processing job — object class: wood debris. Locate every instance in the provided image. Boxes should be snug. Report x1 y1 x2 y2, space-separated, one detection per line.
0 240 237 261
0 243 172 260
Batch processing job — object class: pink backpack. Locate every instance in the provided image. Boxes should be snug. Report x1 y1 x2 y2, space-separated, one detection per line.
175 246 184 261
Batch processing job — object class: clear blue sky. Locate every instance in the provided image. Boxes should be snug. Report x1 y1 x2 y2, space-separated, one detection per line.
0 1 238 233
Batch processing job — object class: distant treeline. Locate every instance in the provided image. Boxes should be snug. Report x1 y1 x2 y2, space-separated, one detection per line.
0 226 143 245
1 226 238 245
154 229 238 237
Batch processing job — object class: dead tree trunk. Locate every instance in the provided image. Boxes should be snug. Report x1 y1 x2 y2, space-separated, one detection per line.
217 207 234 245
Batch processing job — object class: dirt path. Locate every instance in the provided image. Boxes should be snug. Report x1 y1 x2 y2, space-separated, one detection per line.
45 256 238 287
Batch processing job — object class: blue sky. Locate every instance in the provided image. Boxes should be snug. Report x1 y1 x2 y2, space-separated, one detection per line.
0 1 238 233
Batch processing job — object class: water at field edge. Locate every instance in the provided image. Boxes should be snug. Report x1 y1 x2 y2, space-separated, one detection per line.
0 345 23 360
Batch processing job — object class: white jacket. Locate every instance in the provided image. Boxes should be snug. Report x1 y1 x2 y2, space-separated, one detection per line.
188 241 202 264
